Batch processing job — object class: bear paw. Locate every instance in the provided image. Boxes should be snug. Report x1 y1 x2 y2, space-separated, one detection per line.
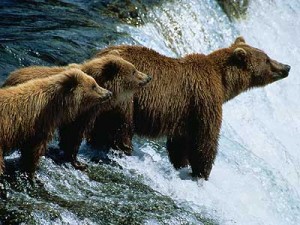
71 160 88 171
111 142 133 156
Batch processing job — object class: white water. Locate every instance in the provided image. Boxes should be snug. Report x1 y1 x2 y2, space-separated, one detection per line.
115 0 300 224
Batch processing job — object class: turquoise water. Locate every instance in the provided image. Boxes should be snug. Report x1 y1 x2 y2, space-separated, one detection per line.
1 0 300 224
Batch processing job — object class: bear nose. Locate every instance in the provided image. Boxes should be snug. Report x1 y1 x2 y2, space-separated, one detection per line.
106 91 113 99
284 64 291 72
102 91 112 101
146 75 152 82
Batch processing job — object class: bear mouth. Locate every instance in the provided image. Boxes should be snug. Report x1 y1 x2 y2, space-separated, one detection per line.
100 98 110 103
99 92 112 103
138 75 152 87
272 70 289 80
139 82 147 87
139 79 151 87
272 65 290 80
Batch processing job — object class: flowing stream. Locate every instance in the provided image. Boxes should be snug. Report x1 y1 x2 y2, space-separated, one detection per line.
0 0 300 224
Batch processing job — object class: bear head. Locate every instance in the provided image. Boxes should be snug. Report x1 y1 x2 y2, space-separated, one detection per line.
60 68 112 114
82 54 151 103
212 37 290 101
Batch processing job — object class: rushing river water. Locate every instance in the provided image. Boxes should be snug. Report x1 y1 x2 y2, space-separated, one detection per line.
1 0 300 224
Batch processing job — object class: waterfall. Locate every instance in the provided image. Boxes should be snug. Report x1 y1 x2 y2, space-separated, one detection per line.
114 0 300 224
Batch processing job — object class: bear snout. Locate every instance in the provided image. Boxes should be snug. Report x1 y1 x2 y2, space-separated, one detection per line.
139 74 152 86
280 64 290 78
146 75 152 82
272 63 290 80
97 88 112 103
143 74 152 84
101 91 113 102
284 64 291 73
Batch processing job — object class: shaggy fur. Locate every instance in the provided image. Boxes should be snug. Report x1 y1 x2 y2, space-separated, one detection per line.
93 37 290 179
0 69 110 177
3 55 151 169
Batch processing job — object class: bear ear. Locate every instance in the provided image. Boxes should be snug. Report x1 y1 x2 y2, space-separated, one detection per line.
233 36 246 45
233 47 247 62
101 60 120 81
62 72 80 92
108 50 121 56
68 63 81 69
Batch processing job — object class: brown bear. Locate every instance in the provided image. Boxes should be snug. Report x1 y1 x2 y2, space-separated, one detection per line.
92 37 290 180
0 68 111 178
3 54 151 169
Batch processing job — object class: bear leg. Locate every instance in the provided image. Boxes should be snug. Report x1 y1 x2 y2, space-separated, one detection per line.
166 136 189 169
0 147 6 199
20 141 46 179
87 111 115 150
88 109 133 155
0 148 4 176
0 154 6 198
188 143 215 180
59 121 87 171
188 126 220 180
111 120 133 156
110 104 134 155
187 105 222 180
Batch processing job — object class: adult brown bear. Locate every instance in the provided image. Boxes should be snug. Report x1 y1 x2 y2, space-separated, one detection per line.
0 69 111 178
92 37 290 180
3 54 151 169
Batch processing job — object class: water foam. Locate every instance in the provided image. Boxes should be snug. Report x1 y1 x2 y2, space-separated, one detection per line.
115 0 300 224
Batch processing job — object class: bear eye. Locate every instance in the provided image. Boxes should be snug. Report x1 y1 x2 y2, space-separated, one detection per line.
266 57 271 63
92 84 97 90
132 70 136 76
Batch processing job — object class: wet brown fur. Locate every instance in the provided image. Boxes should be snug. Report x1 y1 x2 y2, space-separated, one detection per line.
94 37 290 179
3 55 150 169
0 69 110 177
